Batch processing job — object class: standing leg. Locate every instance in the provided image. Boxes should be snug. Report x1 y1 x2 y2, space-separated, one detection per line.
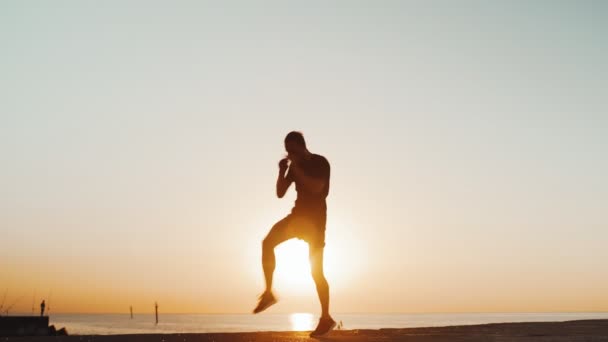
309 244 336 336
309 246 330 318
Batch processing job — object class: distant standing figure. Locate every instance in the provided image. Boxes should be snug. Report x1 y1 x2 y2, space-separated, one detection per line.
40 300 45 317
253 131 336 337
154 302 158 325
130 306 133 319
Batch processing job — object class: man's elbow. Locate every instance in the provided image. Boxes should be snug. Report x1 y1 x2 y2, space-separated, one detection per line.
276 189 286 198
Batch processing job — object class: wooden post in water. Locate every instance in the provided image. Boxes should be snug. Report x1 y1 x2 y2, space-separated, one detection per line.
154 302 158 325
31 291 36 315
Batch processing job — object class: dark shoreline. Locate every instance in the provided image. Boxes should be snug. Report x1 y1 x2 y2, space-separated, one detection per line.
4 319 608 341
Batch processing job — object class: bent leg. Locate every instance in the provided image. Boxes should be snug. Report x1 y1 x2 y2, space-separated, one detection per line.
262 215 294 292
309 246 330 318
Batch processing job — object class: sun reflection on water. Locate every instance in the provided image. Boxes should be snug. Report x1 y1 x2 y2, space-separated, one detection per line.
289 312 314 331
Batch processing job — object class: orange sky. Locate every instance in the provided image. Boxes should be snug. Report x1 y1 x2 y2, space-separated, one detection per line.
2 2 607 314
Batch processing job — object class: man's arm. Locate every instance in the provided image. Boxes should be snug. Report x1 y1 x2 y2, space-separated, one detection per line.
276 158 293 198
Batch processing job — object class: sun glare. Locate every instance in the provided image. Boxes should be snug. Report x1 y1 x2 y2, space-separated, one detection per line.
269 217 361 294
289 312 315 331
274 240 314 292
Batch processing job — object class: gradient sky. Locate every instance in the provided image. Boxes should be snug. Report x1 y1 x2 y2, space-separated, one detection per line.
1 1 607 314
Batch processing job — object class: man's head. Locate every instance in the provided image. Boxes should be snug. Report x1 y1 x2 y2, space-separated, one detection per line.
284 131 308 161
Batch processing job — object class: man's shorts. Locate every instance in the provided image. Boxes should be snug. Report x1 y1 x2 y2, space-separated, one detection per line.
266 209 326 249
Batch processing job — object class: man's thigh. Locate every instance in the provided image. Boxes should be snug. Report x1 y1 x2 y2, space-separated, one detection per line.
264 214 298 247
290 214 326 249
309 244 325 275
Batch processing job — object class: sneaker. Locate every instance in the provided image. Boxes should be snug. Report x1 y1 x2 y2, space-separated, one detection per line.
310 317 336 337
252 291 277 314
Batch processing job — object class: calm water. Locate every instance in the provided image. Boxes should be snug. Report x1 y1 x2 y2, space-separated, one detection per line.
43 312 608 335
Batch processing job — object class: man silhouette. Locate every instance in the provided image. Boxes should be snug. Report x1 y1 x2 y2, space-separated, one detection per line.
253 131 336 337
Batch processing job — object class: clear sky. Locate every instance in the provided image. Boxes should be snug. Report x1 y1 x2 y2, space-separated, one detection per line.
1 1 607 314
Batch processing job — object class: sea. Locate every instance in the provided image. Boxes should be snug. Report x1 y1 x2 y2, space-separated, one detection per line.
41 312 608 335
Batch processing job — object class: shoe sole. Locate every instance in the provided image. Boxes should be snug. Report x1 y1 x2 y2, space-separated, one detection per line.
310 321 336 337
252 298 277 314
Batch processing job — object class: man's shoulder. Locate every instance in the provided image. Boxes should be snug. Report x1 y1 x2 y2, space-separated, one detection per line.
312 153 329 165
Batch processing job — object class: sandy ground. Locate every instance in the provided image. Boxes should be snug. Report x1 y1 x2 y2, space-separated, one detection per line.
4 319 608 341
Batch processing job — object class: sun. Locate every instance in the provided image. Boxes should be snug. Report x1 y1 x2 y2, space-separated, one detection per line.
267 214 363 294
290 312 315 331
274 239 315 292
